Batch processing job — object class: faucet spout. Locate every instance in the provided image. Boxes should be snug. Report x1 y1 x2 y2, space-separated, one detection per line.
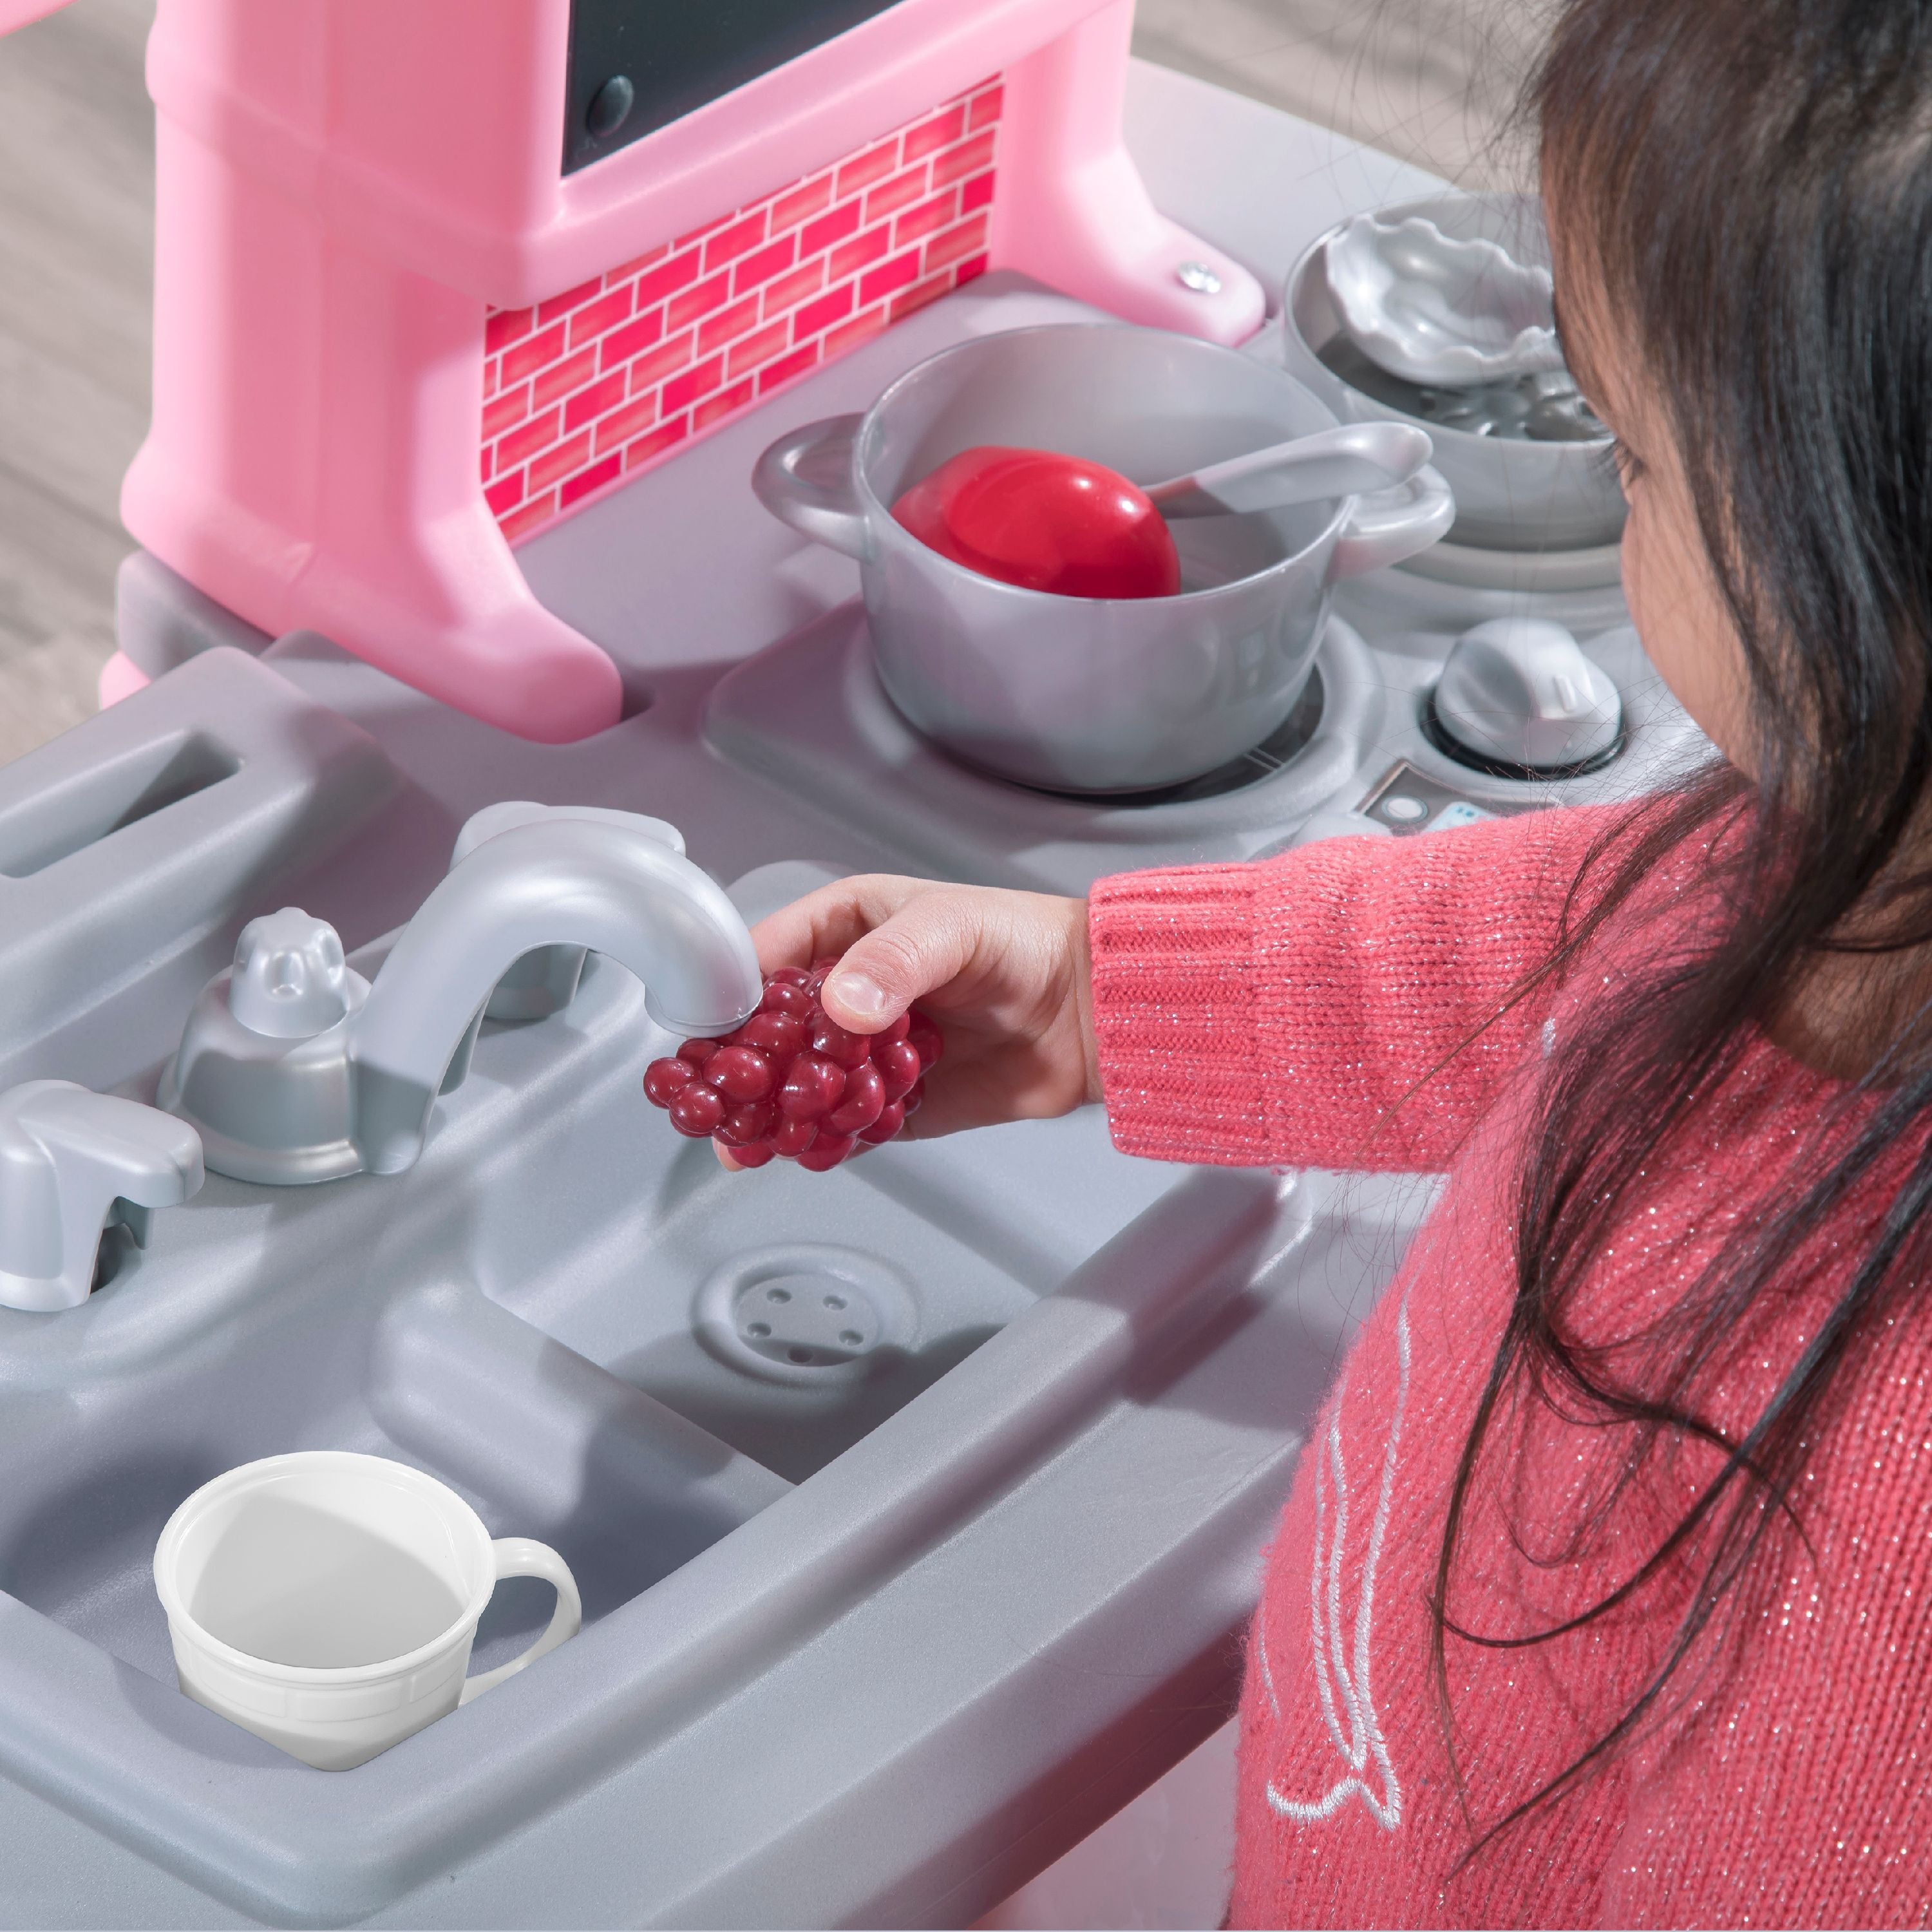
350 819 762 1175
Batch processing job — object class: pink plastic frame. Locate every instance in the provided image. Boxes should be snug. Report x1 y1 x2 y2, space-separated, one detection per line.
121 0 1264 743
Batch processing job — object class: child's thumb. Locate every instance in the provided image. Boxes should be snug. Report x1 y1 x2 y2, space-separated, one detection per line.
819 896 977 1033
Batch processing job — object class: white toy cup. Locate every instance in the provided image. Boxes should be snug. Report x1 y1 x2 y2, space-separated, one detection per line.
153 1451 581 1770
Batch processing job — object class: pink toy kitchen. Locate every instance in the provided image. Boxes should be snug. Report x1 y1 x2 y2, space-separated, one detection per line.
0 0 1694 1925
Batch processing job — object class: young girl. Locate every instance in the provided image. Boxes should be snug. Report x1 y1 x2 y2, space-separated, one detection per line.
738 0 1932 1920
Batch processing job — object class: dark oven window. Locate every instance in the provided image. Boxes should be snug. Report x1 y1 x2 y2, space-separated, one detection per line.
565 0 913 174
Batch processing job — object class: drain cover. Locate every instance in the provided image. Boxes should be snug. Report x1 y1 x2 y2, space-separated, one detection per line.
694 1245 918 1387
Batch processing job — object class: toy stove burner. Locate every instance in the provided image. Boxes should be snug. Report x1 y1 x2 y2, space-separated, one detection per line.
1014 674 1325 808
705 610 1384 897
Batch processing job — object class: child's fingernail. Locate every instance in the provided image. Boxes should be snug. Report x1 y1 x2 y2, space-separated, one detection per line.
828 971 888 1020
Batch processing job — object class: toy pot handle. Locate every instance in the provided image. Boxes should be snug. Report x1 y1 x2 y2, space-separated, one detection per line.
1329 464 1457 580
458 1538 583 1705
752 414 871 561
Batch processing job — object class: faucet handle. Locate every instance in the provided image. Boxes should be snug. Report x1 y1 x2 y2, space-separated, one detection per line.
0 1081 205 1313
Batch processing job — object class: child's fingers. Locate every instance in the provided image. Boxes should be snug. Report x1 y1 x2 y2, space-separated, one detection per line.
818 893 987 1033
746 875 934 978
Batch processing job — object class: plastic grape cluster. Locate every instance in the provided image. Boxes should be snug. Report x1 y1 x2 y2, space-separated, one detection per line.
643 962 940 1171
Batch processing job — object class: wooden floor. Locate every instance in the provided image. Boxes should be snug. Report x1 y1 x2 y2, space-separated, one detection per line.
0 0 1524 766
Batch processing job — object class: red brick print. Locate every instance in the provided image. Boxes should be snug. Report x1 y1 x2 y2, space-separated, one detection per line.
606 243 670 281
483 382 532 441
528 430 592 495
924 211 990 272
860 249 922 307
599 306 666 371
568 284 634 350
800 200 862 257
895 187 958 249
559 452 621 509
761 257 827 317
500 491 560 545
482 71 1009 544
931 128 997 189
697 293 762 355
759 340 822 393
625 332 696 394
485 307 534 354
593 390 659 456
793 282 856 339
891 270 956 324
537 274 605 326
676 207 737 249
661 353 725 414
769 172 834 234
626 415 690 471
902 104 965 163
636 248 703 311
865 162 929 225
733 233 798 296
835 140 900 198
823 304 888 361
692 377 755 433
728 319 792 379
500 319 567 386
532 344 598 411
496 405 562 470
667 268 732 333
564 369 627 433
703 210 769 272
828 225 891 282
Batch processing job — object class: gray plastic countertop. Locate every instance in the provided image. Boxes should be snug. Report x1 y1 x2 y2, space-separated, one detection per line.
0 66 1461 1929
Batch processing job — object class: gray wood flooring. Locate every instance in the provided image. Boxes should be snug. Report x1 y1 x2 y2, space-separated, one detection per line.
0 0 1523 766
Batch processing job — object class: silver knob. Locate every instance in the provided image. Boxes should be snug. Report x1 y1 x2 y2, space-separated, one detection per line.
1433 618 1622 771
0 1081 204 1313
229 908 353 1040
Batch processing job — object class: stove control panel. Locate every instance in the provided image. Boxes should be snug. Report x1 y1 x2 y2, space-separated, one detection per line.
1356 759 1531 837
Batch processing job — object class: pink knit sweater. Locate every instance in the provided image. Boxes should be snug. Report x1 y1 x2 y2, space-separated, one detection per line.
1088 806 1932 1929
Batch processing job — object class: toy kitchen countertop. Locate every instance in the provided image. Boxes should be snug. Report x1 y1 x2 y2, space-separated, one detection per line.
0 58 1695 1932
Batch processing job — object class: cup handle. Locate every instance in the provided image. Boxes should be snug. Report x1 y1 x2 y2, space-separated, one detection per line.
1329 463 1457 580
751 414 871 560
458 1538 583 1707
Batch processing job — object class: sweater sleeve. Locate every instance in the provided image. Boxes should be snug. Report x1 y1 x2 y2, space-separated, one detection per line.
1088 805 1627 1173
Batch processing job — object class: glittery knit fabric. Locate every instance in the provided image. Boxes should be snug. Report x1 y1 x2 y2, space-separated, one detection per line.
1088 806 1932 1929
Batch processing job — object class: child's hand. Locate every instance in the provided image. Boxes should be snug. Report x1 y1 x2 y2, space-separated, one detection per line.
734 875 1099 1151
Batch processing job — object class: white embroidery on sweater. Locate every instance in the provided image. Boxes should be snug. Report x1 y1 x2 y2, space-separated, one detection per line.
1265 1285 1411 1833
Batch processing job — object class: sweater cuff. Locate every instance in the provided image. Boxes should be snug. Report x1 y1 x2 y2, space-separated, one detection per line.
1088 862 1271 1166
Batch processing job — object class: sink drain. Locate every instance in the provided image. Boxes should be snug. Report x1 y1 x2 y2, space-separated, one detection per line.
694 1245 918 1387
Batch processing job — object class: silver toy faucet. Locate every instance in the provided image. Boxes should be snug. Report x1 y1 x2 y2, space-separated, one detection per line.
160 810 763 1184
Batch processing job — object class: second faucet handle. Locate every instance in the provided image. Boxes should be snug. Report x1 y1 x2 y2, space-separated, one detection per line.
0 1081 205 1314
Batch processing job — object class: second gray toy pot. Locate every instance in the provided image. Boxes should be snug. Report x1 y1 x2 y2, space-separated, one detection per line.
753 323 1454 795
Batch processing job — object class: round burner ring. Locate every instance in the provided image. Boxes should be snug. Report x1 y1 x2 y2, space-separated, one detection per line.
1012 669 1327 808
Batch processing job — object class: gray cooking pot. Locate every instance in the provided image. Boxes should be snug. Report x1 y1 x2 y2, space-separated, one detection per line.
752 323 1454 794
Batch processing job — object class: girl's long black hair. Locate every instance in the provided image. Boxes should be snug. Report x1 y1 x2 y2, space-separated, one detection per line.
1432 0 1932 1853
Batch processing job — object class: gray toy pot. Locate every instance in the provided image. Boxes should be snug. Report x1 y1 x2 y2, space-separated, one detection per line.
753 322 1453 795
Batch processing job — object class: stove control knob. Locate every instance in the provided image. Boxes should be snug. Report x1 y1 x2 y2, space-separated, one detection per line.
1433 618 1623 772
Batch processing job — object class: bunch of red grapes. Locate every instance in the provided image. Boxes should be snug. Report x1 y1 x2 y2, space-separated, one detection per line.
643 962 940 1171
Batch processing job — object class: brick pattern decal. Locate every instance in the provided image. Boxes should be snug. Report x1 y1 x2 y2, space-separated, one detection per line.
481 77 1003 546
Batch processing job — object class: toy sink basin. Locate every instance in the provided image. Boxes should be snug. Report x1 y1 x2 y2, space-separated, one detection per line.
0 878 1418 1927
